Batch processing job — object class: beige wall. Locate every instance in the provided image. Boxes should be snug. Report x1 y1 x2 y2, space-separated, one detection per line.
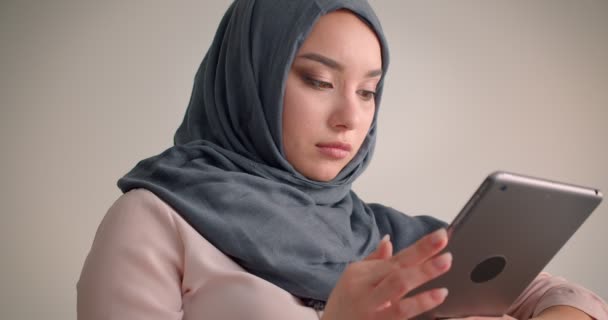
1 1 606 319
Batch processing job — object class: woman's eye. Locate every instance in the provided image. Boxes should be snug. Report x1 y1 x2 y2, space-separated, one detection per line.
357 90 376 101
305 77 333 90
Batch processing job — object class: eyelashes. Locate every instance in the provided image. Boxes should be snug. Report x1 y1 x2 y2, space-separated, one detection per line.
357 89 376 101
303 76 334 90
301 75 377 101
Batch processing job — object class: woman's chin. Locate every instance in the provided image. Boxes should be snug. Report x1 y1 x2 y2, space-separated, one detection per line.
301 166 342 182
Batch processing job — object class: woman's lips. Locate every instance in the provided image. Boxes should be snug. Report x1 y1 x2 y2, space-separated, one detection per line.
316 142 352 159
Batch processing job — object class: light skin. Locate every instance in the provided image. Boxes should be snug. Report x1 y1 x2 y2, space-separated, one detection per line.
282 10 381 182
281 10 594 320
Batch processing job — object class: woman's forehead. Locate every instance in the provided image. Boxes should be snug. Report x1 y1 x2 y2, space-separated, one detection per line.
294 11 382 73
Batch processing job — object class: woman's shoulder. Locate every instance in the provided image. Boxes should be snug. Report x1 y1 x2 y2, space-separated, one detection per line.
80 189 322 320
100 188 226 254
108 188 172 217
94 189 180 241
86 188 190 263
100 188 245 268
78 188 186 319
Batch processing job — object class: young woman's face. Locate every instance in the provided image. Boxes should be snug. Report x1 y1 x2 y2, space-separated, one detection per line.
282 10 382 182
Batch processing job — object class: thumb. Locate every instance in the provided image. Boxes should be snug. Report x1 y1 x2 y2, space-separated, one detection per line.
365 234 393 261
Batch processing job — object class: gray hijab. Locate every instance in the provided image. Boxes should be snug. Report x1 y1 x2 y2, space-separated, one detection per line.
118 0 444 307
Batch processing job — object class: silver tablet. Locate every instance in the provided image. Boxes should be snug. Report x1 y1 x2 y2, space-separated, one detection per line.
410 171 603 319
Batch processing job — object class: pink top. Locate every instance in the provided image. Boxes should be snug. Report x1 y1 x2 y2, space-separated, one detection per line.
77 189 608 320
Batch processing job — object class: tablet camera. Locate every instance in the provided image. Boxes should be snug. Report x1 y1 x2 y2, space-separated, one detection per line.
470 256 507 283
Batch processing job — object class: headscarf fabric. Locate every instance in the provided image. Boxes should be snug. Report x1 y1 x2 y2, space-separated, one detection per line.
118 0 445 306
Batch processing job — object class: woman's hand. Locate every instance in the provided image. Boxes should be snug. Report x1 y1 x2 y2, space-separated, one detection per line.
321 228 452 320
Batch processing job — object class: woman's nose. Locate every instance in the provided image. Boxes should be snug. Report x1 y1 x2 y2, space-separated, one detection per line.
329 92 361 131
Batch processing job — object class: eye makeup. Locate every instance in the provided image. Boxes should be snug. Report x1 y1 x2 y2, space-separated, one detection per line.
292 63 378 100
302 75 333 90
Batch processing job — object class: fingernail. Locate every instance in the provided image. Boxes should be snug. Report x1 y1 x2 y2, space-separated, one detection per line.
381 234 390 243
430 228 446 247
433 252 452 270
431 288 448 301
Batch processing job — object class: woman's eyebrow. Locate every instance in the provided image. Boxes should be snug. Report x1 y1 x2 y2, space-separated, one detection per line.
297 52 382 78
298 52 342 70
365 69 383 78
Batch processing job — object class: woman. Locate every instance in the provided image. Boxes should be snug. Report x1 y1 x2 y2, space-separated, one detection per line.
77 0 607 319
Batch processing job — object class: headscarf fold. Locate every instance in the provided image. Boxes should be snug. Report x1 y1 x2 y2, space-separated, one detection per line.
119 0 445 306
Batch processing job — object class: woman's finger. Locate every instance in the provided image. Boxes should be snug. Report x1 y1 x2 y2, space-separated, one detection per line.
365 234 393 261
339 235 394 287
376 287 448 320
343 258 396 288
368 251 452 307
391 228 448 268
354 229 449 304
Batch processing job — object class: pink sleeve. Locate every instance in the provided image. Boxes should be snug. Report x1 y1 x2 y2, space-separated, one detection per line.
77 190 185 320
506 272 608 319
